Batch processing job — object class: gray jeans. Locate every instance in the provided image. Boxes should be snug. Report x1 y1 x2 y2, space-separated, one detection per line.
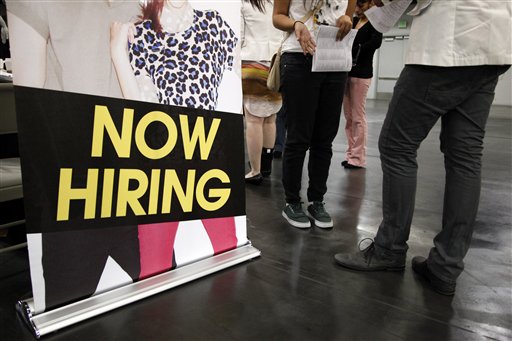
374 64 510 283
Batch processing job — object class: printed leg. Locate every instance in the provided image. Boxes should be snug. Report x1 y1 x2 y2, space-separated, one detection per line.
42 226 139 310
138 222 179 279
202 216 238 255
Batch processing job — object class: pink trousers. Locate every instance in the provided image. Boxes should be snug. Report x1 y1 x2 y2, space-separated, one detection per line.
343 77 372 167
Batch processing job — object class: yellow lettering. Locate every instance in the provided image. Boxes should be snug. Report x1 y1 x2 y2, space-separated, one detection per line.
56 168 98 221
148 169 161 215
135 111 178 159
91 105 134 158
161 169 196 213
196 169 230 211
116 169 148 216
100 169 115 218
180 115 220 160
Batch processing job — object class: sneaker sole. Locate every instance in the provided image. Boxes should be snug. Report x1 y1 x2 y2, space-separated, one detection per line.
282 211 311 229
306 211 333 229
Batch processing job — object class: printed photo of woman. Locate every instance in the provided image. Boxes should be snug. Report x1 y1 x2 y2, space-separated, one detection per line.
110 0 239 111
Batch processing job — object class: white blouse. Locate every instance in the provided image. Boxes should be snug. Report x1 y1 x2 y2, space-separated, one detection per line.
241 1 284 62
281 0 348 53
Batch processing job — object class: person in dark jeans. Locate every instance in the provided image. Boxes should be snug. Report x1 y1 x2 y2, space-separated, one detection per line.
334 0 511 295
273 0 356 229
273 104 286 159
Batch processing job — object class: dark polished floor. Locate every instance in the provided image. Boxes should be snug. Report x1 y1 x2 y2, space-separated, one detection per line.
1 99 511 340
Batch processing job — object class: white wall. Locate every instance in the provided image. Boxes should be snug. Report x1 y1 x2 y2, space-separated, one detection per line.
373 45 512 108
493 68 512 106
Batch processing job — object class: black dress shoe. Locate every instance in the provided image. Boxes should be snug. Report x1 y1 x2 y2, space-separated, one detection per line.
412 256 456 296
245 173 263 185
341 160 348 167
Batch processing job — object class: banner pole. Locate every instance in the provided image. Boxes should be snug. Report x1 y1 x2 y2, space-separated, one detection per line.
17 244 261 338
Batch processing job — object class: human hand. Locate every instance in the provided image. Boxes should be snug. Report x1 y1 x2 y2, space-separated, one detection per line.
335 15 353 41
373 0 385 7
110 22 135 60
294 21 316 55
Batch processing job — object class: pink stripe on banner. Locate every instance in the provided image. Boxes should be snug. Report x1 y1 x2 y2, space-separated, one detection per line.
138 222 179 279
202 216 238 255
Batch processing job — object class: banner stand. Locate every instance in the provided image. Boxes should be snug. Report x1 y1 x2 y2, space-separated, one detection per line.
17 243 261 338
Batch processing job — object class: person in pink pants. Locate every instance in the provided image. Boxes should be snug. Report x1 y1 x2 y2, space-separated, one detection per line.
342 0 382 169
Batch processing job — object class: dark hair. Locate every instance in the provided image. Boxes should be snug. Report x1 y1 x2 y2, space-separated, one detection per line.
143 0 271 32
140 0 165 32
246 0 271 13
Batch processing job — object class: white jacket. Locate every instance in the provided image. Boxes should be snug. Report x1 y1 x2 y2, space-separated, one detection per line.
406 0 512 67
241 1 283 62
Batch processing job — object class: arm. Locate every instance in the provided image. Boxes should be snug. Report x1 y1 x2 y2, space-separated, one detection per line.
232 40 242 78
335 0 356 41
272 0 316 55
6 11 46 87
0 16 8 44
110 22 142 101
240 5 246 49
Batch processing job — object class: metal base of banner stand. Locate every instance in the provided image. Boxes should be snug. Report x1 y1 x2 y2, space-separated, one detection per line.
17 244 261 338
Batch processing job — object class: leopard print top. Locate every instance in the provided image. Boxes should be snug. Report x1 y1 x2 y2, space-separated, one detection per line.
129 10 238 110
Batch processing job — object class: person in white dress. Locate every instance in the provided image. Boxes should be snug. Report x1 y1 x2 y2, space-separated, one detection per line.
241 0 283 184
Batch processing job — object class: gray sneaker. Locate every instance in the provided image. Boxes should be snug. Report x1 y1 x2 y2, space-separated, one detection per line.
307 201 333 228
282 203 311 228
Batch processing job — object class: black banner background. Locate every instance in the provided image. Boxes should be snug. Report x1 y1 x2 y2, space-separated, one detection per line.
15 86 246 234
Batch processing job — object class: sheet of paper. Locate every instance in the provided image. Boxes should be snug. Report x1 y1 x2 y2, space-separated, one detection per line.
407 0 432 16
312 27 357 72
365 0 413 33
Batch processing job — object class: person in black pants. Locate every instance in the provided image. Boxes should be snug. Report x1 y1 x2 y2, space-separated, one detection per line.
273 104 286 159
273 0 356 229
